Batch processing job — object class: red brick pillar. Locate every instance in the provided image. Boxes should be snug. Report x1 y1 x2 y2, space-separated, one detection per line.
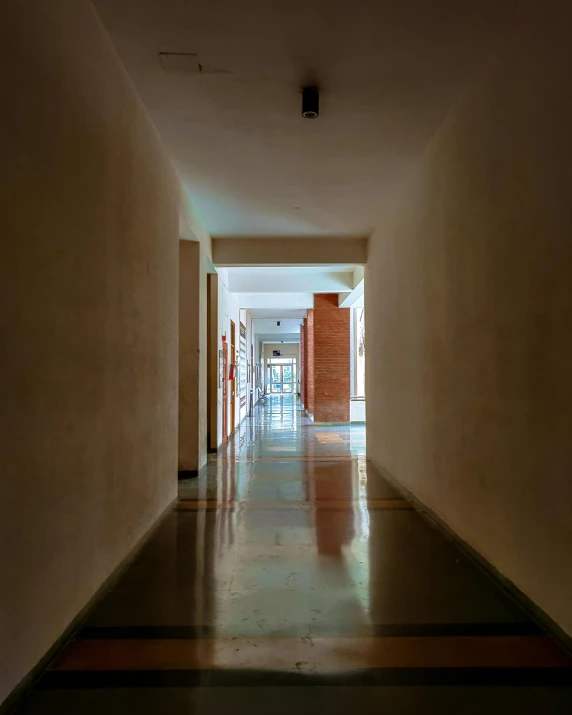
299 323 305 400
313 294 350 423
306 310 314 414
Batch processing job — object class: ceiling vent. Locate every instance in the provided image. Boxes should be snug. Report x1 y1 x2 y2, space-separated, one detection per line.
159 53 201 72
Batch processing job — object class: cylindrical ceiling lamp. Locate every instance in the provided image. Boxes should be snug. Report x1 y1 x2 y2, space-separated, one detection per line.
302 86 319 118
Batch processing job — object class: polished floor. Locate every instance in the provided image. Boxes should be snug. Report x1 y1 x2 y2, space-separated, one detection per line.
18 396 572 712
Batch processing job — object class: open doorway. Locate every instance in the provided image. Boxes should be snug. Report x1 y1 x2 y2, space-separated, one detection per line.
266 357 297 394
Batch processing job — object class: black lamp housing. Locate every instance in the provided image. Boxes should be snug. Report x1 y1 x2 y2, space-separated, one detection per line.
302 87 319 118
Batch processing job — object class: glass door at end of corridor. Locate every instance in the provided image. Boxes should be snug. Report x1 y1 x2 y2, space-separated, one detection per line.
266 358 297 394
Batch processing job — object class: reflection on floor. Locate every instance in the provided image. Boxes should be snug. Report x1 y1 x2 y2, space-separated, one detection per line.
18 395 572 712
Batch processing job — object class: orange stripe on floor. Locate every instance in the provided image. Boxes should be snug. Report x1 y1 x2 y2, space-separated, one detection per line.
315 434 346 443
51 636 572 672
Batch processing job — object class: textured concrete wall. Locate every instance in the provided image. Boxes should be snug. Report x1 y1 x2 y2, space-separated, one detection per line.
0 0 179 705
313 295 350 423
366 0 572 635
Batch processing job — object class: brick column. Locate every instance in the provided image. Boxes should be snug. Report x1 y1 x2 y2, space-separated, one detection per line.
306 309 314 414
313 294 350 423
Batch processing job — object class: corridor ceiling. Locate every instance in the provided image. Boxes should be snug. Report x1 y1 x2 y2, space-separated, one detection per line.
226 266 355 293
224 265 364 316
93 0 515 237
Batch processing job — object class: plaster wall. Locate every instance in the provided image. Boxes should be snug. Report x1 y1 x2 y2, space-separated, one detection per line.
0 0 179 704
366 0 572 635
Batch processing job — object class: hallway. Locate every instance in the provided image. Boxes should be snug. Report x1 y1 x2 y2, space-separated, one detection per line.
17 396 572 713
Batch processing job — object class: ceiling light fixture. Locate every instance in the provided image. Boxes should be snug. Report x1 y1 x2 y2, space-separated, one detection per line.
302 86 319 118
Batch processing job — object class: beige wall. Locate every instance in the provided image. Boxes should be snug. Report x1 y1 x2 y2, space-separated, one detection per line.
179 194 212 466
0 0 179 705
207 274 220 451
212 237 367 267
366 0 572 636
178 240 202 471
217 269 242 443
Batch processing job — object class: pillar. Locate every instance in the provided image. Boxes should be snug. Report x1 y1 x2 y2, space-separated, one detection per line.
313 294 350 423
300 323 305 401
302 319 307 407
306 309 315 414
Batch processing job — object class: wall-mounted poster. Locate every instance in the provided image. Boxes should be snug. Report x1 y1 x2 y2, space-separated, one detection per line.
273 350 281 357
219 350 224 388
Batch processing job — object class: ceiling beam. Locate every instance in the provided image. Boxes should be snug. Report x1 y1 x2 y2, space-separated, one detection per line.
252 319 303 334
212 237 368 267
257 333 300 343
238 293 313 309
339 277 364 308
230 273 354 293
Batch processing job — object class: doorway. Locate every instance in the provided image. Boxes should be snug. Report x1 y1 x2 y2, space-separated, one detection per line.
266 357 297 394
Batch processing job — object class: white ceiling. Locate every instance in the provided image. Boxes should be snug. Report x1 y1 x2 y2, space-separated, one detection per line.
227 266 355 293
92 0 515 238
250 312 306 321
225 265 363 314
252 320 303 346
237 294 313 312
